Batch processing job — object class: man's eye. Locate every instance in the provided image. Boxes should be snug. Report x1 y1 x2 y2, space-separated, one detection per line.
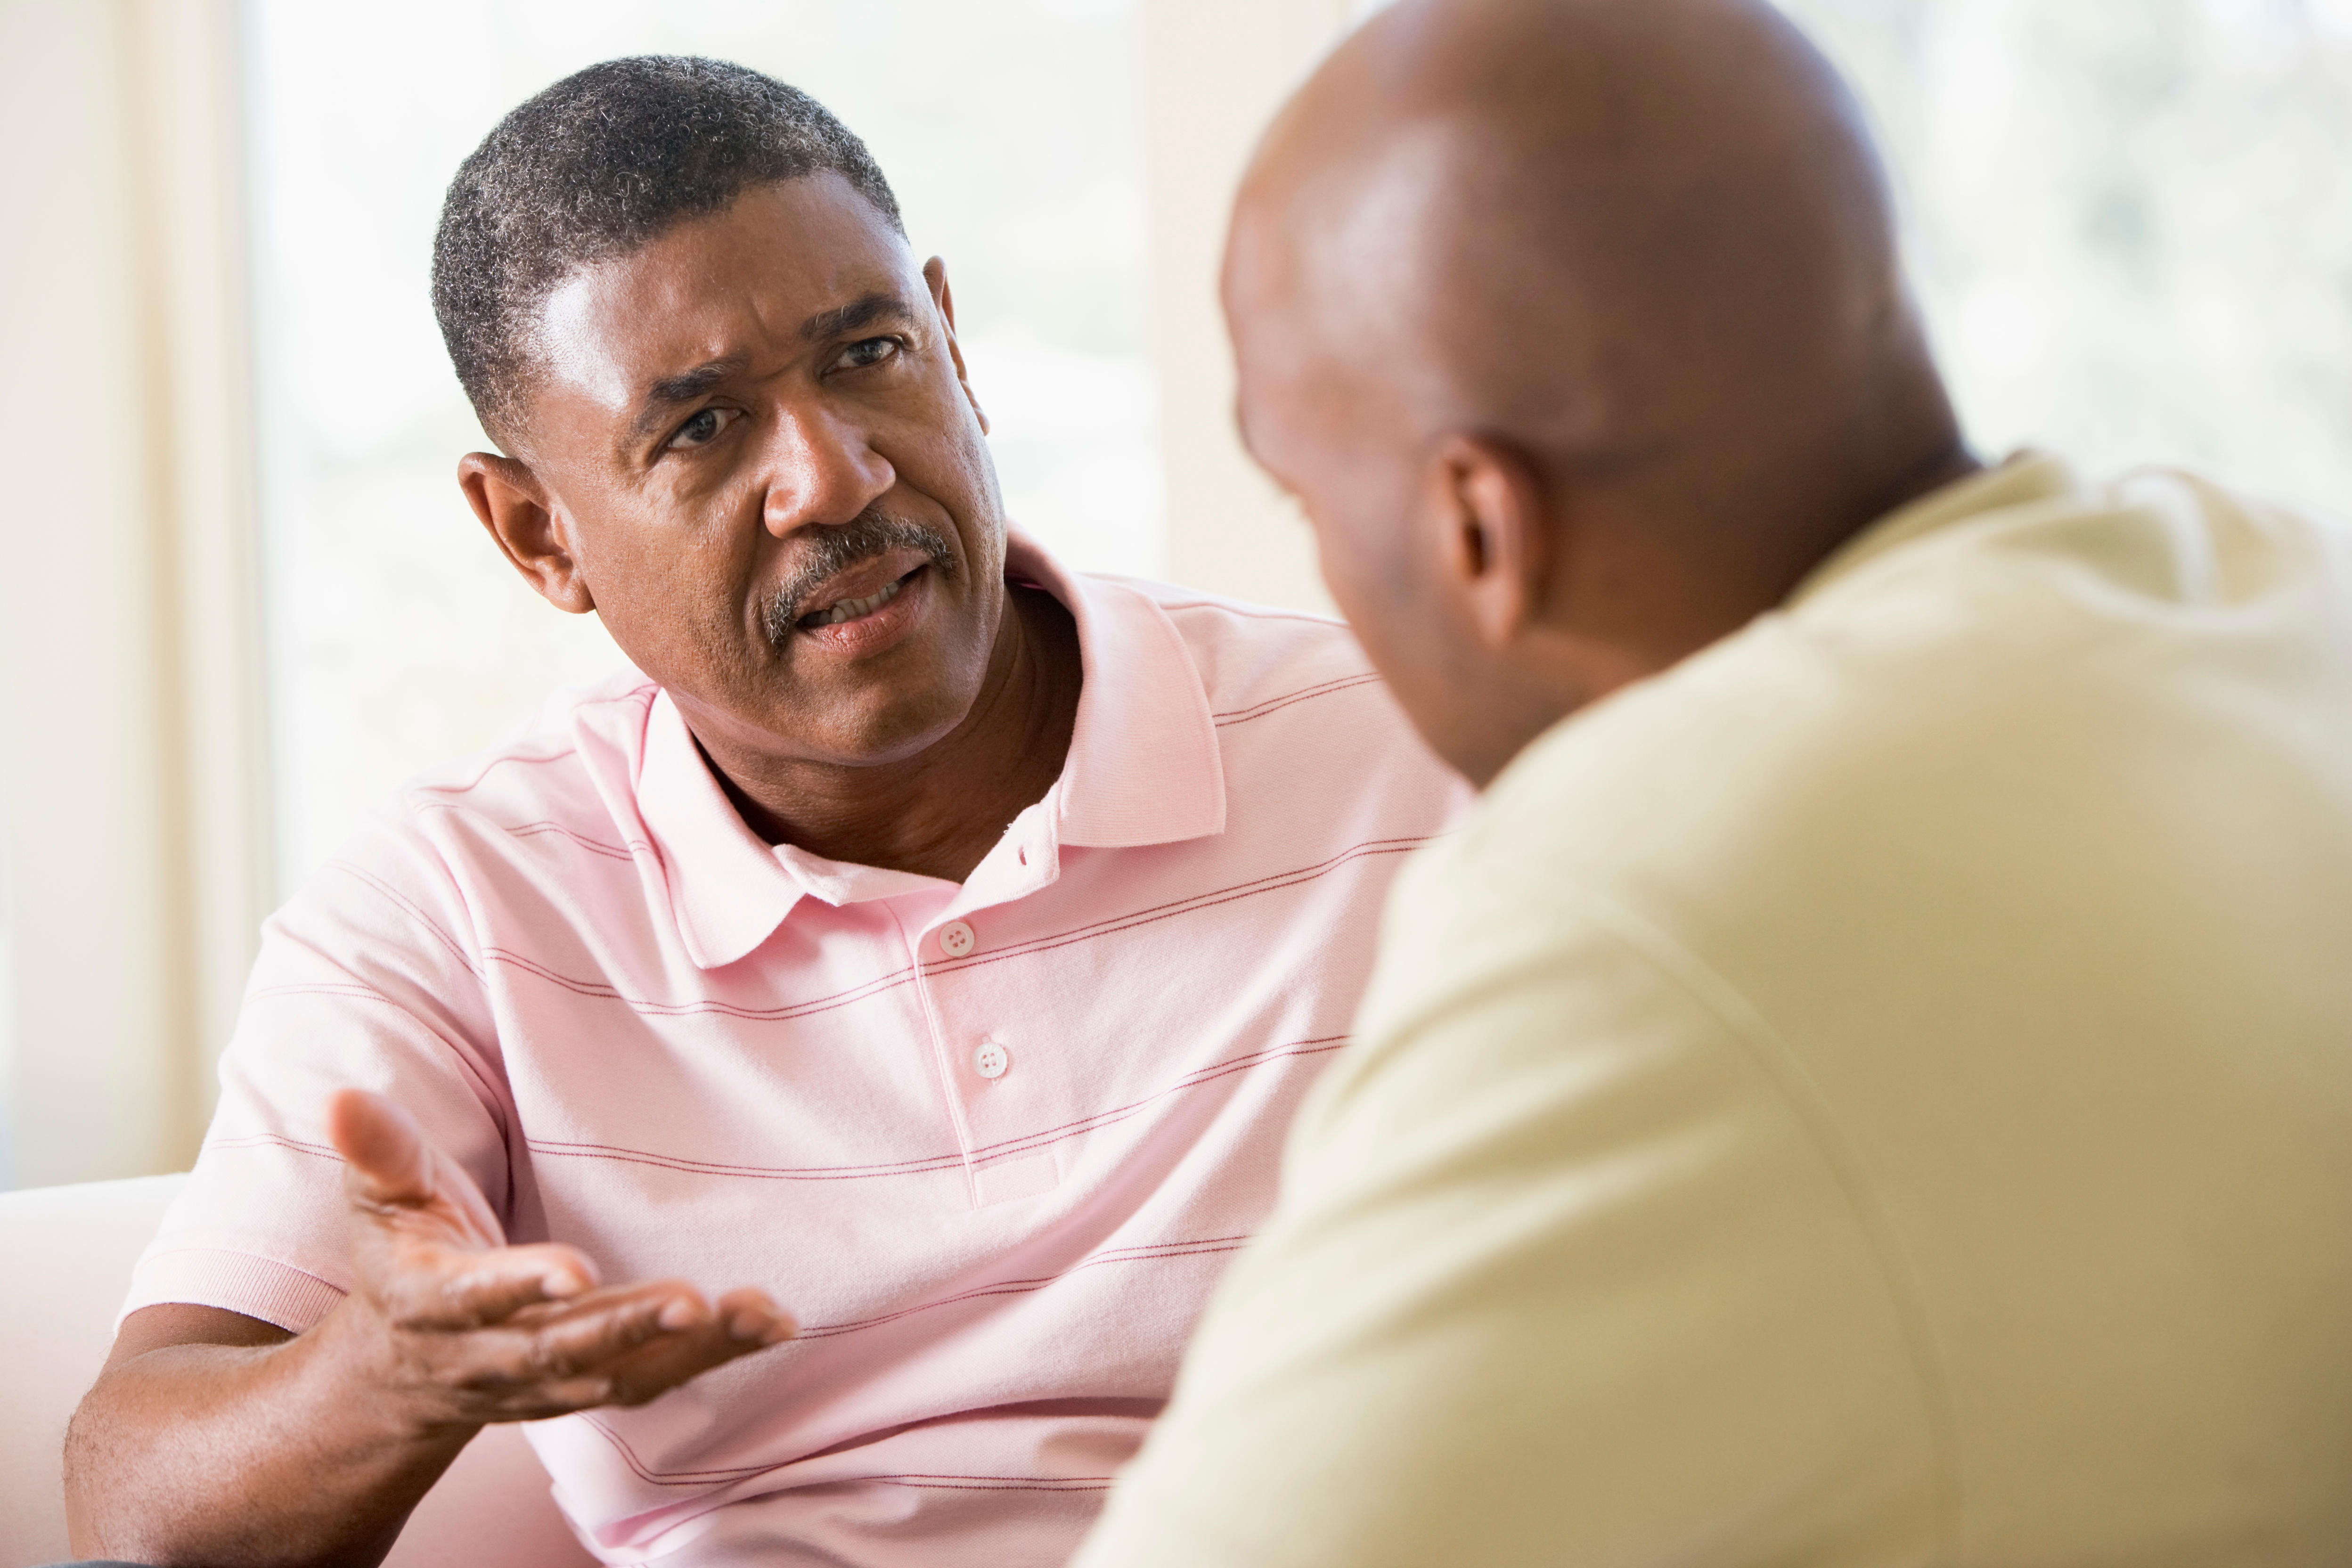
835 336 901 371
667 407 736 450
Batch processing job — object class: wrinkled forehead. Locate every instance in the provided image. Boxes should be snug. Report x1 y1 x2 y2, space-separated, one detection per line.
529 174 923 421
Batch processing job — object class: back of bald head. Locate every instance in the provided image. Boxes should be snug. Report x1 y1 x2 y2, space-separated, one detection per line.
1232 0 1967 567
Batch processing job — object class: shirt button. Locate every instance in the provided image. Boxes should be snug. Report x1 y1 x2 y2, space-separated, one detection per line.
937 920 976 959
973 1039 1010 1079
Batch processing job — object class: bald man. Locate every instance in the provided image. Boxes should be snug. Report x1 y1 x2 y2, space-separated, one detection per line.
1072 0 2352 1563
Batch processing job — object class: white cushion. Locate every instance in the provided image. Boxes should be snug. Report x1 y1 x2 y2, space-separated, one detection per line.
0 1174 596 1566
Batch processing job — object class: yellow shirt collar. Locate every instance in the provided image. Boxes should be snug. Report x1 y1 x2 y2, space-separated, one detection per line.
1788 450 2084 610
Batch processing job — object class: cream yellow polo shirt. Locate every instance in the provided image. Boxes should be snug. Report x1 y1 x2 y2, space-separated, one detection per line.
1073 455 2352 1566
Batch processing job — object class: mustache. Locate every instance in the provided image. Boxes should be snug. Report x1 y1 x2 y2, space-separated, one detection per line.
761 509 958 645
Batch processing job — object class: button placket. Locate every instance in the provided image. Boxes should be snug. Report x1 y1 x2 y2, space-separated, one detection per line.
910 910 1029 1203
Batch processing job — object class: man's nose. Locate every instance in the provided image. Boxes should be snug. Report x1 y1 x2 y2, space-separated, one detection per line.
759 402 896 536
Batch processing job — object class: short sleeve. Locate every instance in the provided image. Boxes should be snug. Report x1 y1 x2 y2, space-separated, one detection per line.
1071 849 1944 1567
122 813 515 1333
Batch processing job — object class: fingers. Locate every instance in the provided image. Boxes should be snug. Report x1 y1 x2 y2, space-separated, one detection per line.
713 1287 798 1348
506 1281 789 1364
433 1282 794 1421
556 1288 794 1411
492 1282 710 1381
379 1241 602 1331
327 1089 433 1207
330 1088 507 1249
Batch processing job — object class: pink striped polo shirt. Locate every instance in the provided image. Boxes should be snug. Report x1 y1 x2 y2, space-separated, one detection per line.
126 535 1466 1566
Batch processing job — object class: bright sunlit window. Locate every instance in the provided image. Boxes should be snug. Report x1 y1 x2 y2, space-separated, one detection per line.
245 0 1156 889
1786 0 2352 509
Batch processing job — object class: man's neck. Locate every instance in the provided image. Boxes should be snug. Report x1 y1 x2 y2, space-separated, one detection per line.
699 584 1085 883
1462 431 1986 790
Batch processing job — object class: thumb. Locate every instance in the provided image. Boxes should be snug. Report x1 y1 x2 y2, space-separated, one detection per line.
327 1088 433 1207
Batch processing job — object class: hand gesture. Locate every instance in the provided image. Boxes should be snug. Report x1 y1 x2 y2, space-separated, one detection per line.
325 1087 794 1429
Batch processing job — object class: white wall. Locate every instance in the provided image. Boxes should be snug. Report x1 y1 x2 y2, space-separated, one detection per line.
1143 0 1352 613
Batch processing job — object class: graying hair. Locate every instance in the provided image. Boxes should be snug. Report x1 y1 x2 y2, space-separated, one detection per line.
431 56 903 441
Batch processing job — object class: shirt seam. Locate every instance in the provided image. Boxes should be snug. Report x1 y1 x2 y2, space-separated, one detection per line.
317 858 483 979
237 984 493 1111
306 856 522 1217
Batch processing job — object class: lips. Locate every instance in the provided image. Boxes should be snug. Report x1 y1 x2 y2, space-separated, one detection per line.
801 570 915 628
783 544 933 631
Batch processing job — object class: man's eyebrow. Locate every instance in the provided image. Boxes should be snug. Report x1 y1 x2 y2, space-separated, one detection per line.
801 292 915 343
621 295 916 446
629 358 742 442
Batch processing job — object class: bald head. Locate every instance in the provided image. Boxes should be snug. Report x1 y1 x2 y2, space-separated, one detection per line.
1226 0 1975 783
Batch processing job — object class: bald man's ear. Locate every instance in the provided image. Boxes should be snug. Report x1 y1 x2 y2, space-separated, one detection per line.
458 452 596 615
1430 434 1551 649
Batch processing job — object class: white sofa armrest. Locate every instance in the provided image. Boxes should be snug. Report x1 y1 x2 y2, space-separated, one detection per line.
0 1174 596 1567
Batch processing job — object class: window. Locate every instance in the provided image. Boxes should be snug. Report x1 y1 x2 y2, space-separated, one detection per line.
1783 0 2352 508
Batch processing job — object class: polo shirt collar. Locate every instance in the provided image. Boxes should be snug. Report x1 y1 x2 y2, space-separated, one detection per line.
635 687 807 972
635 531 1226 971
1015 534 1226 851
1790 449 2086 608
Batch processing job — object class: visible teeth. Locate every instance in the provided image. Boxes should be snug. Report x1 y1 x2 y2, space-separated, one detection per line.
811 575 905 628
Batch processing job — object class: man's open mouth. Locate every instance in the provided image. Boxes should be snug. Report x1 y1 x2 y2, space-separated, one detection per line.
761 514 956 650
794 564 925 631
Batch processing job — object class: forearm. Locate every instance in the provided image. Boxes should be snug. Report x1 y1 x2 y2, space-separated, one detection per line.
65 1301 476 1568
63 1089 794 1566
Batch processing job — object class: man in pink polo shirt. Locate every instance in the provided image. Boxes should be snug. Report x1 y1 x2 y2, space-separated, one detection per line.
62 57 1461 1568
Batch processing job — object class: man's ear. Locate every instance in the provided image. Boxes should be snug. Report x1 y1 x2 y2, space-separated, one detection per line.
1428 433 1551 650
457 452 595 614
923 255 989 437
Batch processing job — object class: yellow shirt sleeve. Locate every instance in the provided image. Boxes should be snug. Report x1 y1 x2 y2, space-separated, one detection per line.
1073 862 1943 1566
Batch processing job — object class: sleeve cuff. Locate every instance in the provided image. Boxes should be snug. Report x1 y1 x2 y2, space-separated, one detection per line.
120 1245 349 1335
